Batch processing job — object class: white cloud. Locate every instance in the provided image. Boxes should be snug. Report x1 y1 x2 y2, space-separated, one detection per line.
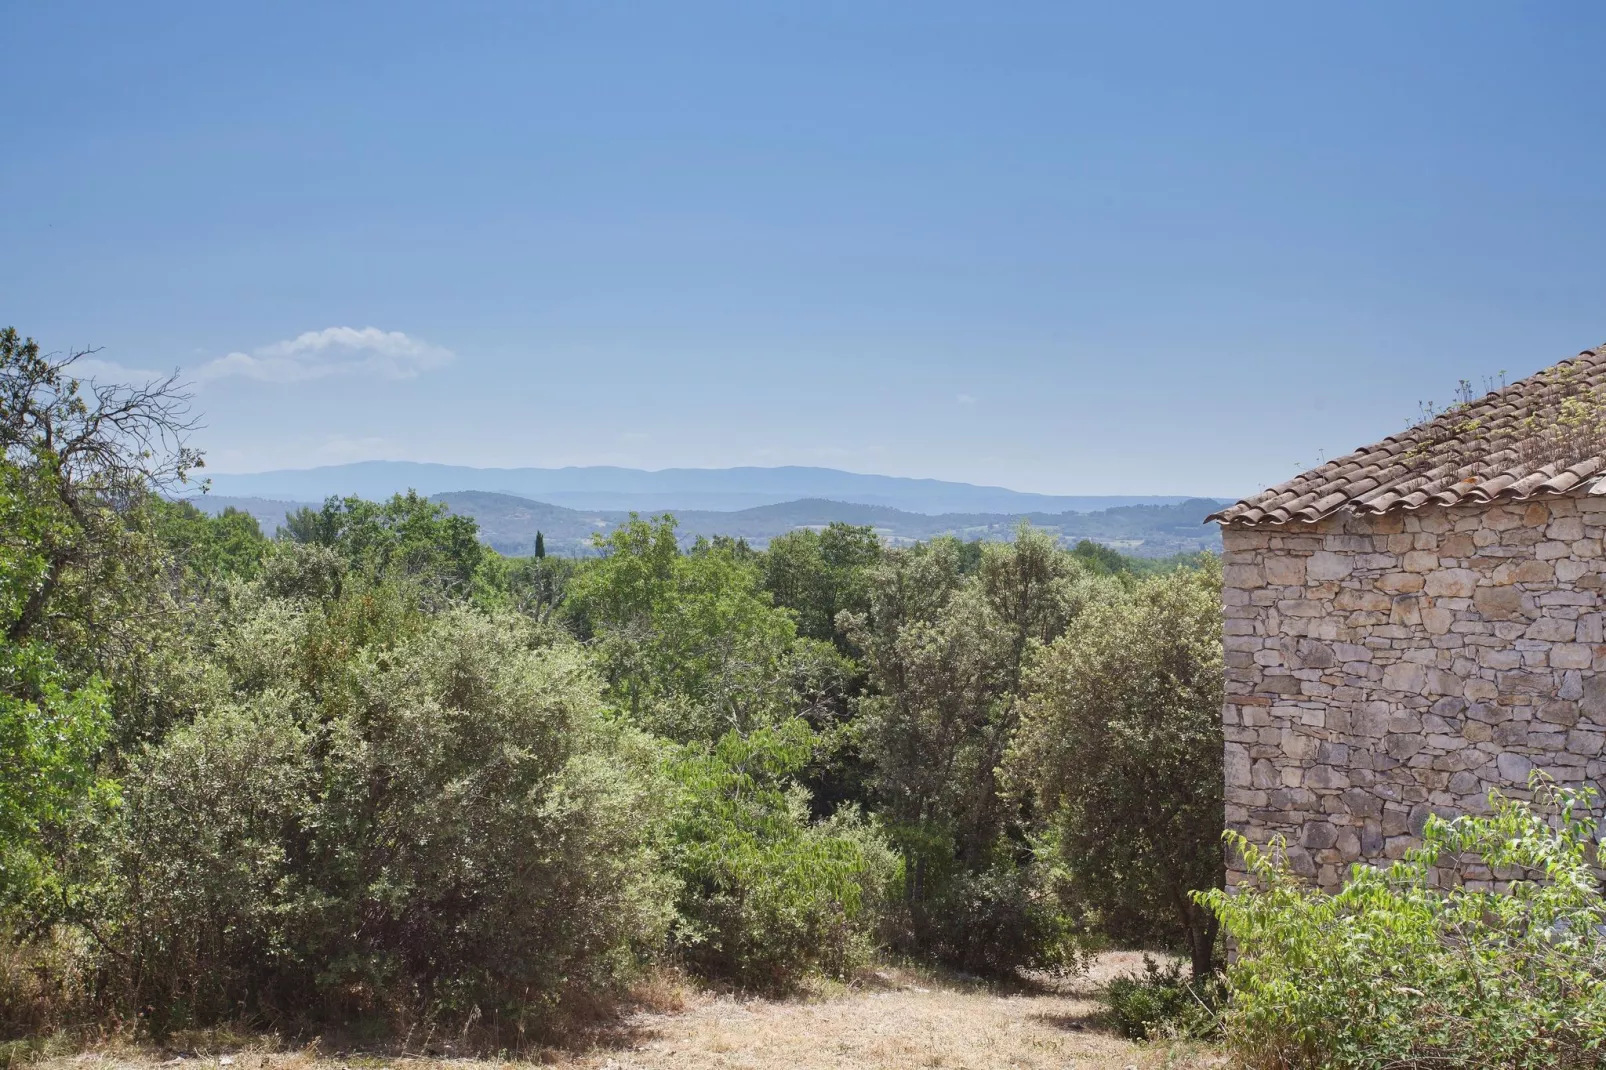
197 327 454 383
70 357 165 383
956 393 977 405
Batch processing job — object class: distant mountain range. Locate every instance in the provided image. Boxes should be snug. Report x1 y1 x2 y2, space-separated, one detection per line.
201 461 1222 516
187 491 1229 558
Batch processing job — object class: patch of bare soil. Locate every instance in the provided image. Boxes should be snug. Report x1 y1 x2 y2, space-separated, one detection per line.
33 954 1221 1070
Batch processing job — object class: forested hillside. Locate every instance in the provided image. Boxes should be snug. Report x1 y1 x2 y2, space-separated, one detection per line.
202 460 1211 515
190 490 1227 557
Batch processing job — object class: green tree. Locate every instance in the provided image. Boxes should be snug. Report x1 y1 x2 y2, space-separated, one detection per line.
1013 558 1224 978
0 328 202 655
0 641 112 902
566 515 847 741
761 523 881 647
841 527 1108 969
0 330 199 897
534 530 545 558
153 500 270 586
282 491 484 597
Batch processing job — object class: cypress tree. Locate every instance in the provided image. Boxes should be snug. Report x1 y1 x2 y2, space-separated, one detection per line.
534 531 546 558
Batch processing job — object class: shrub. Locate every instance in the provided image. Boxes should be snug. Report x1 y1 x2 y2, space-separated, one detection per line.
1200 775 1606 1070
112 591 673 1035
1101 955 1222 1041
895 848 1081 977
665 719 895 990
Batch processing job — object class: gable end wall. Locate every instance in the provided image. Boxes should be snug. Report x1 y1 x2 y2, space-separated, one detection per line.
1222 496 1606 888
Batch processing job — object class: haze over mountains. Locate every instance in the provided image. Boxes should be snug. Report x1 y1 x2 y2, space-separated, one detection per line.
204 462 1219 515
190 464 1229 557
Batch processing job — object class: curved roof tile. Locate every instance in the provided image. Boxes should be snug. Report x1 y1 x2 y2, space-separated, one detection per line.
1210 347 1606 526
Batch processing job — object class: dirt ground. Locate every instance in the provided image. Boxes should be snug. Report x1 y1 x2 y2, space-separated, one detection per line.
33 953 1223 1070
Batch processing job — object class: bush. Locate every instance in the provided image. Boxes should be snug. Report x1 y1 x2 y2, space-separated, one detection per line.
665 719 894 990
895 849 1080 977
111 589 673 1036
1101 955 1222 1040
1200 775 1606 1070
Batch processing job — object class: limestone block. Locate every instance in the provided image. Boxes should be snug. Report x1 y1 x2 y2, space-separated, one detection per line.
1550 517 1587 541
1224 563 1266 588
1282 730 1319 760
1537 540 1572 560
1361 822 1385 853
1552 644 1594 669
1301 821 1338 849
1478 647 1522 670
1285 846 1317 877
1425 569 1478 598
1525 617 1576 642
1567 730 1606 757
1352 703 1390 737
1385 734 1425 760
1390 596 1423 626
1538 700 1580 727
1482 507 1524 532
1556 558 1592 583
1473 586 1525 620
1264 554 1307 586
1307 551 1354 581
1377 572 1426 594
1491 559 1554 585
1381 662 1428 693
1496 751 1534 782
1336 588 1391 612
1403 550 1439 573
1426 668 1464 695
1225 742 1251 787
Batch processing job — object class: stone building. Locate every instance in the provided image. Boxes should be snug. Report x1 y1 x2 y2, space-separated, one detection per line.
1209 348 1606 888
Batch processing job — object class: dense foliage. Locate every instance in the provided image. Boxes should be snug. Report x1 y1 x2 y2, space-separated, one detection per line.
1100 955 1223 1041
1013 561 1225 977
0 327 1233 1044
1202 777 1606 1070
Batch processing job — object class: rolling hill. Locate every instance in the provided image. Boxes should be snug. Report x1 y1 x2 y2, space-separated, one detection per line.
188 491 1228 557
201 461 1221 515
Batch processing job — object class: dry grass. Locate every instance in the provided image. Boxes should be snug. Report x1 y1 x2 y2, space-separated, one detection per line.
23 954 1222 1070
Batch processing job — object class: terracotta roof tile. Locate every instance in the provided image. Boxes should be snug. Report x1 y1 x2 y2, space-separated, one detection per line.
1209 346 1606 526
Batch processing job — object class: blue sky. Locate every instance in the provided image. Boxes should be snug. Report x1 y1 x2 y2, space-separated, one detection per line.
4 2 1606 497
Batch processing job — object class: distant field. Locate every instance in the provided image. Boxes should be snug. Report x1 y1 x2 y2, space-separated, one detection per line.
186 492 1228 558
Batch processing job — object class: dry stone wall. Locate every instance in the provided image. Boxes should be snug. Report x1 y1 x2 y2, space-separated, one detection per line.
1221 495 1606 888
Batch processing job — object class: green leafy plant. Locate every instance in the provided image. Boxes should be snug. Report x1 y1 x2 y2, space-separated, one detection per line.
1101 955 1223 1040
665 718 894 990
1199 774 1606 1070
